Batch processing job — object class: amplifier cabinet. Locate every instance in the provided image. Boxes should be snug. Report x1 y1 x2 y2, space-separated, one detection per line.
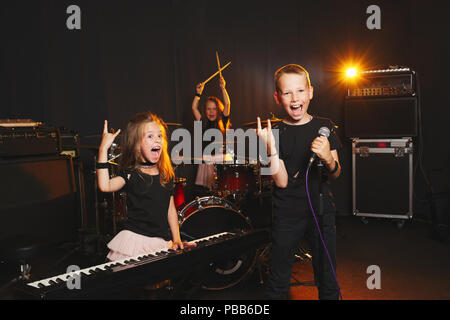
352 138 413 220
0 126 61 157
0 155 78 244
344 97 418 138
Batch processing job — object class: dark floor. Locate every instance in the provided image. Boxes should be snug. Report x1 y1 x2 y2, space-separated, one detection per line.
1 216 449 300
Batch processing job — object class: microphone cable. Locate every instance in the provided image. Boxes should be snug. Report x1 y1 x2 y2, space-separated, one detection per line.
305 162 343 300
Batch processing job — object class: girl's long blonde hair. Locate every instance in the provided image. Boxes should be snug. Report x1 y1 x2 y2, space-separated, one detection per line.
119 111 175 186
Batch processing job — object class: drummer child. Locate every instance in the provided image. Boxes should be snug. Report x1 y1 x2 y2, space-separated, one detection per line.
96 111 196 261
191 75 231 196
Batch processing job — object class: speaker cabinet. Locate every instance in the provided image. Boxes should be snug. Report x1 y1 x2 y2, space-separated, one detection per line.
0 155 78 244
344 97 418 138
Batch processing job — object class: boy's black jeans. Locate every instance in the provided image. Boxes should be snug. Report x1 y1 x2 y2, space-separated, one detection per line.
265 196 340 300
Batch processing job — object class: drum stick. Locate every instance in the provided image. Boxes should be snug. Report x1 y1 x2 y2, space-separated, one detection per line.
216 51 222 78
202 61 231 85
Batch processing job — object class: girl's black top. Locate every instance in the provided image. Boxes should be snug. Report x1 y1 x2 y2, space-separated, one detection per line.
117 171 174 240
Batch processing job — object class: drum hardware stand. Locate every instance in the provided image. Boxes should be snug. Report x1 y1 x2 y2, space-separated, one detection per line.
290 242 315 288
254 244 271 285
294 244 312 262
48 154 101 270
71 157 89 233
291 243 315 287
86 155 116 258
110 188 118 236
107 146 122 236
93 155 101 237
290 275 316 287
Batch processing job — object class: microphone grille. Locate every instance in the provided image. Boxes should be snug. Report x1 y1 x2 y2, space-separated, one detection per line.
318 126 330 137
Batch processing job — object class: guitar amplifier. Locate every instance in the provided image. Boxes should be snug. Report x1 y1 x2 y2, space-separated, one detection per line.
346 67 416 98
0 123 62 157
344 67 418 138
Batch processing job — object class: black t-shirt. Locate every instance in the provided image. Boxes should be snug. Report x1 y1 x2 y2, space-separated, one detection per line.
202 115 230 131
117 170 174 240
272 116 341 215
201 116 230 154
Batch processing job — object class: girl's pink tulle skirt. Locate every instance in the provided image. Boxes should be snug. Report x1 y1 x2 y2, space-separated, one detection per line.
106 230 172 261
195 163 215 189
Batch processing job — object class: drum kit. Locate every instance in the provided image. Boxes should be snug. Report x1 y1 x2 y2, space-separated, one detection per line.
169 159 274 289
82 119 278 290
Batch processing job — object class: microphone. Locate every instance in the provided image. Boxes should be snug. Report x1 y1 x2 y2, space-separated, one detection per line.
308 126 330 167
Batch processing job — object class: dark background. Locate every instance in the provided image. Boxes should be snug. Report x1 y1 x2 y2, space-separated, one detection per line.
1 0 449 224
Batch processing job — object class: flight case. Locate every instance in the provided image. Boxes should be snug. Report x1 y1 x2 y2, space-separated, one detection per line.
352 138 413 220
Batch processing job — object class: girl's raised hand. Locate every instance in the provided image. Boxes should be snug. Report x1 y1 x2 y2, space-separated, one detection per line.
219 76 226 89
99 120 121 150
196 82 205 96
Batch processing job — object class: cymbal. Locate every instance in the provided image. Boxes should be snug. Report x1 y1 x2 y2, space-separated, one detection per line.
166 123 182 126
242 116 282 128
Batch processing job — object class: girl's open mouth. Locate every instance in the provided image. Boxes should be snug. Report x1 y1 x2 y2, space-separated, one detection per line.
151 146 161 157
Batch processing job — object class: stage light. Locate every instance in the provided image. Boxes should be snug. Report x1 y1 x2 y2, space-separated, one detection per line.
346 68 357 78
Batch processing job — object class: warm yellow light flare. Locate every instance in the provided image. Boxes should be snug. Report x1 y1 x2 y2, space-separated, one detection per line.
346 67 357 78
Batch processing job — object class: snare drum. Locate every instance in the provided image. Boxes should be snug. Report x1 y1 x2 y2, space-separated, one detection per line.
178 196 257 290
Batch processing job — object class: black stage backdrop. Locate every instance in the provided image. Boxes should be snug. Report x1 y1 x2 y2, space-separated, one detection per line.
1 0 450 221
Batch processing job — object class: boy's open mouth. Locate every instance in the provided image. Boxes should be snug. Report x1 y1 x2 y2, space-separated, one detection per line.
290 104 303 115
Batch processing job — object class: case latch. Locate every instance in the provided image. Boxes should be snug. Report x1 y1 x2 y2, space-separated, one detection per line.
359 146 370 158
394 147 405 158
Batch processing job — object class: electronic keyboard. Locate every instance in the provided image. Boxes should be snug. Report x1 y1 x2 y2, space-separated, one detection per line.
16 229 270 299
